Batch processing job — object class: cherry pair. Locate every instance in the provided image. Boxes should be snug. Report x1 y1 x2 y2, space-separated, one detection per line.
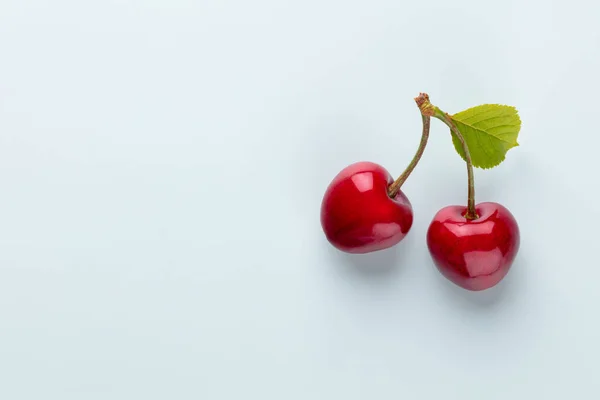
319 93 520 291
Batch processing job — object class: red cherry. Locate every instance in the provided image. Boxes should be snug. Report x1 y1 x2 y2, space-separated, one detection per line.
320 161 413 254
427 202 520 291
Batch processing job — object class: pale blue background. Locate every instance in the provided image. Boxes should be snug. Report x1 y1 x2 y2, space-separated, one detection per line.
1 0 599 399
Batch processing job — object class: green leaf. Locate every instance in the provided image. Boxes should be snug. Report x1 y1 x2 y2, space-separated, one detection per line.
449 104 521 169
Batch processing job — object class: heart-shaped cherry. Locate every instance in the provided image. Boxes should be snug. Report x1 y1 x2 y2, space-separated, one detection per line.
427 202 520 291
320 106 431 254
320 161 414 253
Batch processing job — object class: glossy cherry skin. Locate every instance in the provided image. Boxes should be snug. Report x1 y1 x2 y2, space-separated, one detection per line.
427 202 520 291
320 161 413 254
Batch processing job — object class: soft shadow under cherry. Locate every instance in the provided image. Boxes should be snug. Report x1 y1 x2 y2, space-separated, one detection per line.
329 233 414 280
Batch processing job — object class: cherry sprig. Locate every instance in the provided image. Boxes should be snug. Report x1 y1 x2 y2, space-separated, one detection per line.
320 92 522 291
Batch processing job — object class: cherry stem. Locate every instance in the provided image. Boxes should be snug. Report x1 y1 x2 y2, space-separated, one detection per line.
415 93 478 220
387 113 431 198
